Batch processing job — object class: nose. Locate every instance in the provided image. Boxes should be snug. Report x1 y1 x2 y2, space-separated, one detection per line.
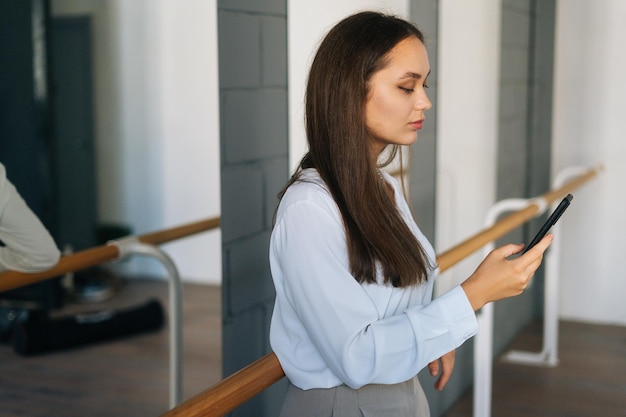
415 89 432 111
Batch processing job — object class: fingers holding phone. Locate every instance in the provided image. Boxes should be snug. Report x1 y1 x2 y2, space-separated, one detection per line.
462 234 553 311
519 233 554 273
461 194 572 311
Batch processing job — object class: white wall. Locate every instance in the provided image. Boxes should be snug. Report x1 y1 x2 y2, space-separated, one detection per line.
155 1 220 285
435 1 501 295
288 0 409 171
553 0 626 325
52 0 221 285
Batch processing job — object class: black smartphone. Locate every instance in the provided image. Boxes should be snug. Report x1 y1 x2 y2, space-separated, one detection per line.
522 193 573 254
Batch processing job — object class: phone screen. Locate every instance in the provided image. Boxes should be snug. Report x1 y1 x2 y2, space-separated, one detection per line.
522 194 573 254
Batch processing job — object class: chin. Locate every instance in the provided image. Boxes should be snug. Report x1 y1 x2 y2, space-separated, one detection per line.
401 135 418 146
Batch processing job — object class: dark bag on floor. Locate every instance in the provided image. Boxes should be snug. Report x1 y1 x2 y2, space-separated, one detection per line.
12 298 165 356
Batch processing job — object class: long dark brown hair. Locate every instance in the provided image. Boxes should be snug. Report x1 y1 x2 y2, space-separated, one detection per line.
281 11 434 287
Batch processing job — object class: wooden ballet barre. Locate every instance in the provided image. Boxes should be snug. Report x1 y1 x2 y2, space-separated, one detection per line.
163 352 284 417
140 217 220 246
161 165 602 417
0 216 221 293
437 165 600 271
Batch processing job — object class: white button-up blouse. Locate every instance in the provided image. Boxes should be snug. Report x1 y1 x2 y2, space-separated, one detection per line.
269 169 478 390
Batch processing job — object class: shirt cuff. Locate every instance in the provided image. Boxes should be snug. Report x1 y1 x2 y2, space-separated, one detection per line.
437 285 479 345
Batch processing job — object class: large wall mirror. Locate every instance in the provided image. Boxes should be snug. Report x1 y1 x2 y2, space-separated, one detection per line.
1 1 221 415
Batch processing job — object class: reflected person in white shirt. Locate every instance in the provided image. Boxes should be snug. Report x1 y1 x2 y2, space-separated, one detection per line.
0 162 60 273
269 11 552 417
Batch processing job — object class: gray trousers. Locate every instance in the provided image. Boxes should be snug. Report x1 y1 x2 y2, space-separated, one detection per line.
278 376 430 417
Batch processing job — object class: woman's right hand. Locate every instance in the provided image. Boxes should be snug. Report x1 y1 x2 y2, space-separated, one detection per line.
460 234 553 311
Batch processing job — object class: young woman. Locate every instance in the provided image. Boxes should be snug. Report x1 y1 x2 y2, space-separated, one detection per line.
269 11 552 416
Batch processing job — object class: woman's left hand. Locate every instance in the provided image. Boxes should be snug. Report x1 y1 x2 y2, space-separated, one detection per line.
428 349 456 391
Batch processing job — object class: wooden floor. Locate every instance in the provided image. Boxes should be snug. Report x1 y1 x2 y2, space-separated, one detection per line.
0 279 222 417
1 279 625 417
444 320 626 417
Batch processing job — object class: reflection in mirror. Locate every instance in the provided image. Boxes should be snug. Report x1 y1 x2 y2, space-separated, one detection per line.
0 1 222 415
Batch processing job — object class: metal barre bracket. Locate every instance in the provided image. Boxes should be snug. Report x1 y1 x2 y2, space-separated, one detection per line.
107 236 183 409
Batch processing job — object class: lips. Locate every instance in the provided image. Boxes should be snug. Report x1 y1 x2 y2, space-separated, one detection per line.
409 119 424 130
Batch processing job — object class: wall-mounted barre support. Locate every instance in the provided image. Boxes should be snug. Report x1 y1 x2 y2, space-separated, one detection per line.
474 197 539 417
108 237 184 409
474 164 603 417
502 165 594 368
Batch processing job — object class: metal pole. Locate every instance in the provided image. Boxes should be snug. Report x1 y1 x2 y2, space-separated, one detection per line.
503 166 590 367
473 198 546 417
109 237 183 408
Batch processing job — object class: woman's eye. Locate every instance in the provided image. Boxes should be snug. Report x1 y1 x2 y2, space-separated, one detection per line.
399 87 414 94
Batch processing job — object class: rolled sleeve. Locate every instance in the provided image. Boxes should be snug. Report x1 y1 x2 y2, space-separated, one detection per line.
405 285 478 367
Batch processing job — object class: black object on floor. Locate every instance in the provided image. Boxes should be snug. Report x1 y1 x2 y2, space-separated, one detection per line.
0 300 46 343
12 298 165 356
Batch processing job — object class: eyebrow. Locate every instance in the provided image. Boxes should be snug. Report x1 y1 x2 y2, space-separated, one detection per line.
400 69 432 80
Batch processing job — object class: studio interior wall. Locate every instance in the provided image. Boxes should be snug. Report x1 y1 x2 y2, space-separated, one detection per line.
435 0 501 295
552 0 626 326
51 0 221 284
